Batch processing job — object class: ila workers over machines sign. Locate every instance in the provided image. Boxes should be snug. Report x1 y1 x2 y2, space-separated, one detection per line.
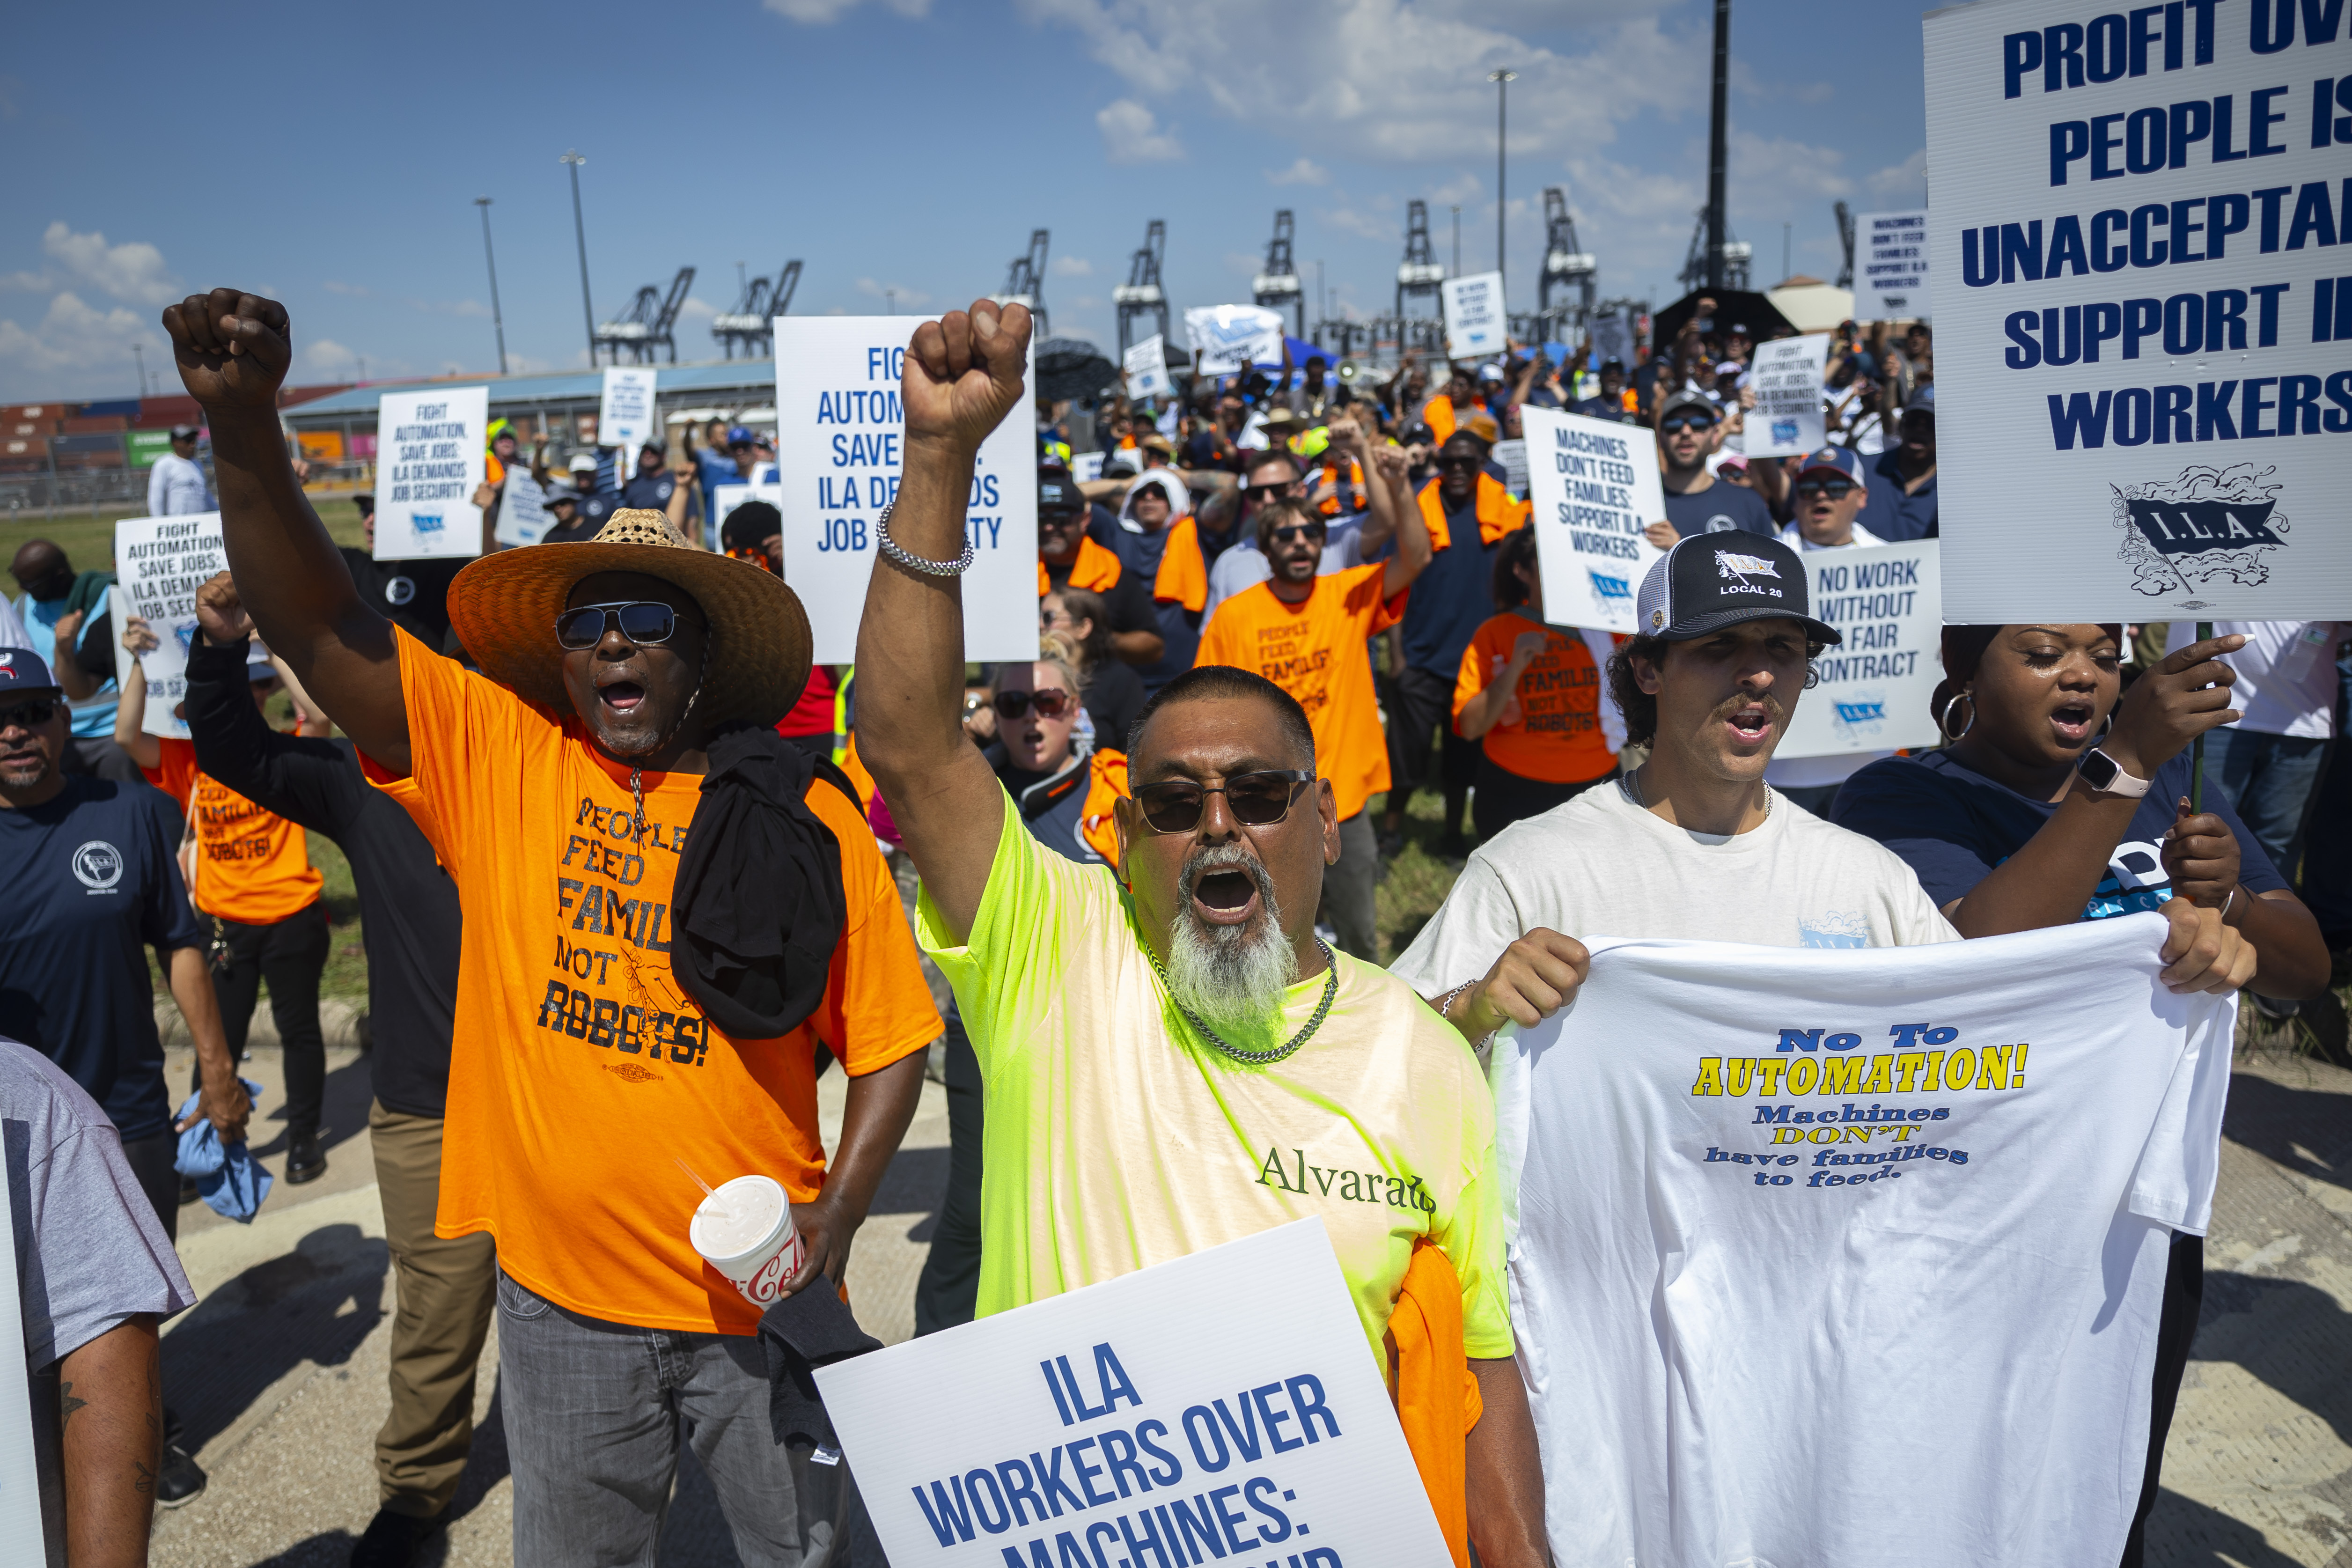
816 1220 1449 1568
1924 0 2352 619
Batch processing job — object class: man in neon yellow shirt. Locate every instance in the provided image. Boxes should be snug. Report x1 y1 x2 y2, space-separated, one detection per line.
856 298 1547 1567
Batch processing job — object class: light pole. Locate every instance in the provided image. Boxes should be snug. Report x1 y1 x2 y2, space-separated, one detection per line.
1489 68 1516 297
475 196 509 375
132 341 147 398
1706 0 1730 290
560 150 595 365
886 288 896 314
1451 206 1461 275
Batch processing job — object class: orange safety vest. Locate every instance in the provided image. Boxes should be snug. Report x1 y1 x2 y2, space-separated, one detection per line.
1150 516 1206 612
1079 748 1128 864
1389 1241 1481 1568
1315 456 1368 516
1420 394 1458 442
1417 471 1530 550
1037 535 1124 597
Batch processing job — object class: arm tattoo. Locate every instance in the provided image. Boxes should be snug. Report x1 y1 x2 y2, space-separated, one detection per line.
59 1382 86 1428
132 1460 154 1496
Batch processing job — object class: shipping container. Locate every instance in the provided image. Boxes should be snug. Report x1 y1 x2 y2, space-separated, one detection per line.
125 430 174 469
295 430 345 464
0 458 47 476
348 432 378 460
0 436 47 460
5 420 57 438
59 415 129 434
76 399 140 419
135 394 204 428
52 452 126 471
0 404 59 422
52 433 125 456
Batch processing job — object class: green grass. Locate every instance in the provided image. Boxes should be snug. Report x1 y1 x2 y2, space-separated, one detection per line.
1373 786 1467 964
1 496 369 578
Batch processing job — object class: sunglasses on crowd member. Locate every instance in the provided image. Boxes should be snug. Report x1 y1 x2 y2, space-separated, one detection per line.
1267 521 1326 545
0 697 60 729
1132 769 1316 835
993 687 1074 721
1433 452 1483 471
556 601 688 650
1659 412 1719 433
1242 481 1294 501
1794 478 1858 500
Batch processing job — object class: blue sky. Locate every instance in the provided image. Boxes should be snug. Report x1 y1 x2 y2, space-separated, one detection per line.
0 0 1933 401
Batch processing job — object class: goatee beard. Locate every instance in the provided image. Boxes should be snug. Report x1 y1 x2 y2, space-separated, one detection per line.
1164 843 1297 1046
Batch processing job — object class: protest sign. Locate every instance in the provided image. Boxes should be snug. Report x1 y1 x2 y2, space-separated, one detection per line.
1492 918 2233 1566
494 465 550 547
1069 451 1105 484
110 512 227 740
1775 540 1944 759
1491 437 1530 498
1183 305 1285 377
373 387 486 559
1441 271 1506 360
772 317 1036 662
1856 209 1932 321
709 482 784 554
0 1170 39 1556
599 367 658 461
1745 333 1831 457
1123 332 1173 400
1590 312 1635 367
816 1219 1449 1568
1521 405 1667 632
1924 0 2352 620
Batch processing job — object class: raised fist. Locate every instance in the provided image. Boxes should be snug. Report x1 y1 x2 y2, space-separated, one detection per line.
162 288 292 411
903 300 1032 455
193 572 255 648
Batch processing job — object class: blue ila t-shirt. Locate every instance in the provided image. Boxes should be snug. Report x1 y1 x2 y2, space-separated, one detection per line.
0 778 199 1141
1829 748 2286 918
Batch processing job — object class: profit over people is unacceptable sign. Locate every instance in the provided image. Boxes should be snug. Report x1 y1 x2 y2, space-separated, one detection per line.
815 1220 1450 1568
1924 0 2352 620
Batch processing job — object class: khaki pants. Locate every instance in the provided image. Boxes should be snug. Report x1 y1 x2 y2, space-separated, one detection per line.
369 1100 499 1518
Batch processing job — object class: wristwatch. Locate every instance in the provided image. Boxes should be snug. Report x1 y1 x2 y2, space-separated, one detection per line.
2077 746 2153 798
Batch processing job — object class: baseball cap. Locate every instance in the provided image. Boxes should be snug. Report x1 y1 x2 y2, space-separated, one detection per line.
1656 390 1722 426
1477 362 1507 384
1796 446 1861 481
0 647 61 697
568 452 598 474
638 435 668 456
353 491 375 513
542 483 579 506
726 425 757 447
1461 412 1501 447
170 423 201 441
1599 358 1626 374
1634 534 1842 646
1037 470 1086 515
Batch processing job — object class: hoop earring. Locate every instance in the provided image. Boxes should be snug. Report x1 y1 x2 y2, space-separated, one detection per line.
2097 707 2114 739
1940 690 1975 743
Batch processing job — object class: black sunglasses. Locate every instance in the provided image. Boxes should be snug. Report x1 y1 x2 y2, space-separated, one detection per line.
556 601 686 650
1795 478 1858 499
1132 769 1315 835
1433 453 1482 470
993 688 1074 721
1242 482 1294 501
0 697 59 729
1660 413 1719 433
1268 522 1326 545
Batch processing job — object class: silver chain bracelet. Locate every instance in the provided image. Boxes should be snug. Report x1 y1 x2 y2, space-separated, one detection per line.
874 501 976 577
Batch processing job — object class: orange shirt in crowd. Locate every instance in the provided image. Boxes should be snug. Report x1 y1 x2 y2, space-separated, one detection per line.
392 629 938 1335
1194 562 1406 821
1151 515 1207 613
1036 535 1124 597
1421 394 1458 442
150 737 324 926
1452 613 1617 786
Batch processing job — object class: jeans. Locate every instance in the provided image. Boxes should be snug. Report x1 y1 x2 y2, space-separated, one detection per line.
496 1270 830 1567
1382 666 1479 837
199 900 329 1138
369 1102 498 1517
2198 727 2330 879
912 1009 983 1337
1318 810 1380 960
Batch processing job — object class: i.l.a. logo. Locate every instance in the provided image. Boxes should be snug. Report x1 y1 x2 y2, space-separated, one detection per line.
2111 463 2289 597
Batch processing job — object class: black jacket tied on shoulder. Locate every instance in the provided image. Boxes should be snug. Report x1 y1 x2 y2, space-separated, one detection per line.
669 722 849 1040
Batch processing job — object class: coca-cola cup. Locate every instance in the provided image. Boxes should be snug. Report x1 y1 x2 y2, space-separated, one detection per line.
689 1175 807 1307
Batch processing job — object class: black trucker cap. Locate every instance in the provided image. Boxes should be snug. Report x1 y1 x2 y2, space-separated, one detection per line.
1634 533 1842 646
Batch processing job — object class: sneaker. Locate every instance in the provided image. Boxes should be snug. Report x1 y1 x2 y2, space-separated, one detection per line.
286 1133 328 1185
349 1507 446 1568
2252 994 2302 1022
155 1442 206 1508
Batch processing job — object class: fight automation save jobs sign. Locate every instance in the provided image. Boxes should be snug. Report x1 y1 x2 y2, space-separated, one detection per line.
1775 540 1945 760
1745 333 1832 457
772 317 1037 663
598 367 658 454
816 1219 1449 1568
1521 405 1668 633
1923 0 2352 620
110 511 227 741
372 387 486 560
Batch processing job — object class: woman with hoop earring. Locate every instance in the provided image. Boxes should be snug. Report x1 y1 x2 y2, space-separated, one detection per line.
1830 620 2330 1568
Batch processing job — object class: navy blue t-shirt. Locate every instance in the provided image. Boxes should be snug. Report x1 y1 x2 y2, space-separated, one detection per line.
1663 478 1776 540
1829 749 2285 918
1863 449 1938 541
0 778 201 1141
1400 493 1507 681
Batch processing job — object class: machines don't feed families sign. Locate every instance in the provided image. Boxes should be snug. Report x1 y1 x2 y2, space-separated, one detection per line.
816 1220 1449 1568
1924 0 2352 620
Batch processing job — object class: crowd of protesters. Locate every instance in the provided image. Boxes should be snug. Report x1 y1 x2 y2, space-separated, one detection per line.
0 276 2344 1568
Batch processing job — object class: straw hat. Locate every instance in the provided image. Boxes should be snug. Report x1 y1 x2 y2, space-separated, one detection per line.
447 508 811 729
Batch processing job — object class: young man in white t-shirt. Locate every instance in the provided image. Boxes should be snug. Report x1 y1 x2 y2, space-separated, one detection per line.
1391 533 2251 1035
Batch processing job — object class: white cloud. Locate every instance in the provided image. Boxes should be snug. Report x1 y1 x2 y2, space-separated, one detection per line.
1053 255 1094 277
1867 148 1929 199
38 221 179 307
1267 158 1330 186
678 295 718 319
1097 99 1183 164
763 0 927 22
0 291 160 392
1729 129 1853 202
855 277 932 307
304 338 359 375
1317 204 1391 240
321 280 371 297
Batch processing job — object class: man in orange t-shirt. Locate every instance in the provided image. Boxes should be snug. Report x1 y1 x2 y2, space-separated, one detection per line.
1194 479 1433 957
115 623 337 1183
167 280 938 1568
